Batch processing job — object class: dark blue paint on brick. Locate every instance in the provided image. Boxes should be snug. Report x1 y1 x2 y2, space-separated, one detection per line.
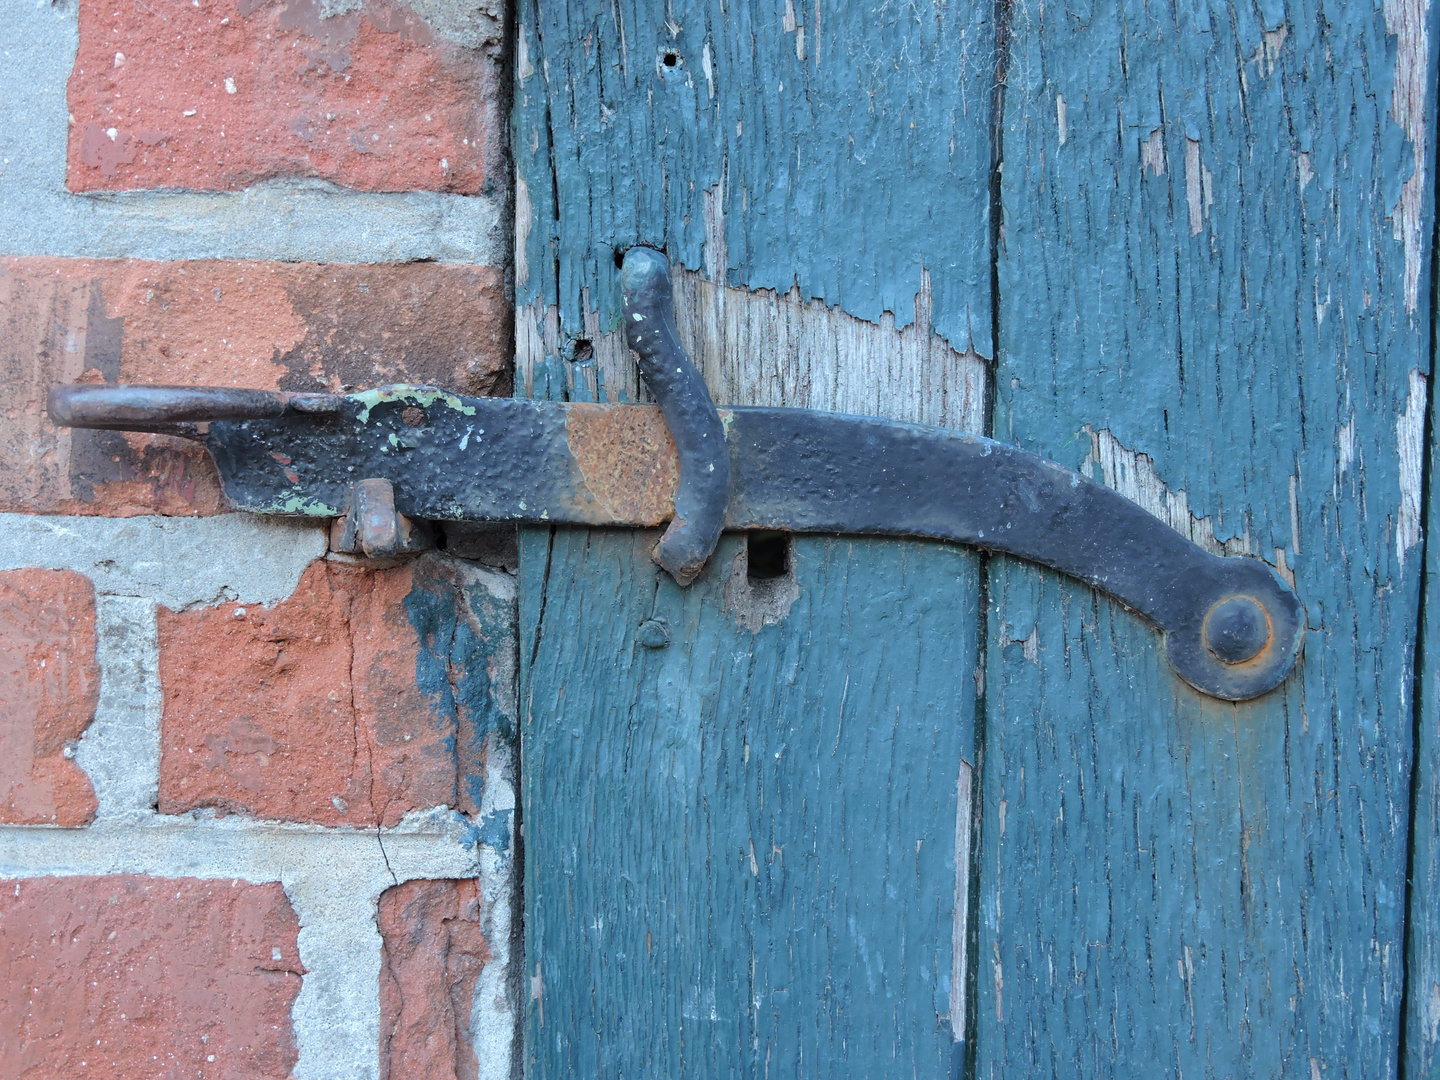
402 563 462 740
454 569 519 813
475 807 514 853
402 557 519 816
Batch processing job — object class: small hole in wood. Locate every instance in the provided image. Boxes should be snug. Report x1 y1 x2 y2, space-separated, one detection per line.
662 50 680 67
613 247 626 269
747 531 789 581
570 339 594 363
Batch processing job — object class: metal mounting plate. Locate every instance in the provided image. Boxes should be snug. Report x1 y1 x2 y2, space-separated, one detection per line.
67 384 1304 702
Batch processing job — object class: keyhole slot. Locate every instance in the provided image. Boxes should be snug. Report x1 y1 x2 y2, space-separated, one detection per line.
746 531 790 581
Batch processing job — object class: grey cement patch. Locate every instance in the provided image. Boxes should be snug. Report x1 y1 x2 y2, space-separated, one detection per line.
0 807 482 1080
293 881 389 1080
0 513 328 609
319 0 503 50
403 0 504 50
471 734 519 1080
75 596 162 821
0 1 502 265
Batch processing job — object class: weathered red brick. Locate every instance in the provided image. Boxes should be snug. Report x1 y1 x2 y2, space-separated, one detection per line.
378 879 490 1080
68 0 503 194
0 256 509 516
0 876 302 1080
158 554 494 826
0 570 100 826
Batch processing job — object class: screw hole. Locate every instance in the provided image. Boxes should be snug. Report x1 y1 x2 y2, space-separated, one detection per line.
747 531 789 581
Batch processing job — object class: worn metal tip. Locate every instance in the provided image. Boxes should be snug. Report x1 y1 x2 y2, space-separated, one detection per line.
46 385 76 426
619 246 671 297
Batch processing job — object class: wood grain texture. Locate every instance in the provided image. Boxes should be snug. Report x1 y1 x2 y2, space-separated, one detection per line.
513 0 995 355
986 2 1435 1077
515 5 997 1075
521 529 978 1077
517 268 987 432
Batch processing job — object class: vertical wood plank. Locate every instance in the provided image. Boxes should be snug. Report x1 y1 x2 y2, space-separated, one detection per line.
987 2 1436 1077
521 531 978 1076
514 4 998 1075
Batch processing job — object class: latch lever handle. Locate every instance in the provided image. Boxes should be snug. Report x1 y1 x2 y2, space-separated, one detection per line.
619 248 730 585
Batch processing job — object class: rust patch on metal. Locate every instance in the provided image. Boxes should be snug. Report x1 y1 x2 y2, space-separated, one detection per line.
565 404 678 525
1200 593 1281 674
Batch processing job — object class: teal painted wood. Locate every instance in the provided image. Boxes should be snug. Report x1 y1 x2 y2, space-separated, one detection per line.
513 0 995 356
985 3 1436 1077
516 3 997 1075
521 529 979 1077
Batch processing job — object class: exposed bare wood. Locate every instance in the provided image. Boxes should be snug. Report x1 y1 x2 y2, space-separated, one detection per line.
516 267 987 432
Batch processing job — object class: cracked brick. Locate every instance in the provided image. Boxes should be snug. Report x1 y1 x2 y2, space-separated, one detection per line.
156 554 507 826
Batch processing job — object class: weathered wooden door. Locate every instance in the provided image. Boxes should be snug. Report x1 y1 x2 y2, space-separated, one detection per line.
513 2 1440 1077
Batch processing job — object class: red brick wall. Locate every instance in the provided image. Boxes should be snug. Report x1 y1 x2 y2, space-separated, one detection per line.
1 0 516 1075
0 877 304 1080
0 569 100 826
378 878 491 1080
156 556 497 826
68 0 504 194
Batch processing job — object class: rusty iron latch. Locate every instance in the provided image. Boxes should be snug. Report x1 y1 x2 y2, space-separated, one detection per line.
47 249 1303 702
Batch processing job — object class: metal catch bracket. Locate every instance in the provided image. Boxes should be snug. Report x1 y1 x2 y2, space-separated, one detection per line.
329 477 435 561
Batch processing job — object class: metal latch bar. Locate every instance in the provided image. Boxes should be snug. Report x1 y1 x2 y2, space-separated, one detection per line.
47 252 1303 702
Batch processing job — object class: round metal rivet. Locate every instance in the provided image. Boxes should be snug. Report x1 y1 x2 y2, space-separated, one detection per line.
637 618 670 649
1203 596 1269 665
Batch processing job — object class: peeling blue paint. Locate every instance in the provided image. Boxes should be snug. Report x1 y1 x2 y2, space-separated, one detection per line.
986 2 1436 1076
353 384 476 424
514 0 996 356
474 806 513 854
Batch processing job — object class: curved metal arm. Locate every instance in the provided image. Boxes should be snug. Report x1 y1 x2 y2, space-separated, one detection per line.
619 247 730 585
722 411 1305 701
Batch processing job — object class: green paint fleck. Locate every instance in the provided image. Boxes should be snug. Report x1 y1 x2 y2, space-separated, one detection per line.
263 494 340 516
353 384 478 423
